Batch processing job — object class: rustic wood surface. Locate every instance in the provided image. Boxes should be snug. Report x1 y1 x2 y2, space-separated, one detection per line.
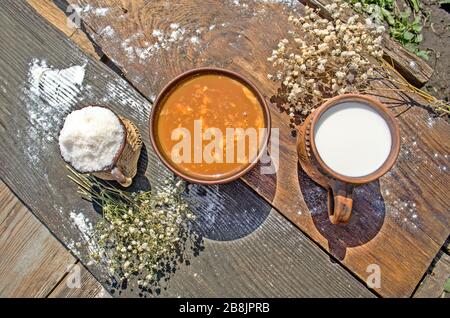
27 0 103 60
300 0 433 87
413 251 450 298
0 0 374 297
49 261 111 298
0 180 77 297
0 180 110 298
57 0 450 297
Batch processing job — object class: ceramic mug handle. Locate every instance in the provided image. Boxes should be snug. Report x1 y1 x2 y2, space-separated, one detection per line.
111 166 132 187
327 180 354 224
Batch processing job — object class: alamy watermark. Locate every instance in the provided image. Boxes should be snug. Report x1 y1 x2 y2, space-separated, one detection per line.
66 4 82 30
169 120 279 175
366 264 381 289
66 264 81 289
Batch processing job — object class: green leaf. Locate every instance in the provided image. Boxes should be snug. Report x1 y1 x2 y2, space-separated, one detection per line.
440 0 450 5
408 0 420 13
416 50 429 60
415 33 423 43
381 8 395 25
444 278 450 293
403 31 415 41
412 24 423 33
400 9 411 23
404 42 417 52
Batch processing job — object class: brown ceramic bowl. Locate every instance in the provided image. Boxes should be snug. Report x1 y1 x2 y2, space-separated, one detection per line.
149 67 271 184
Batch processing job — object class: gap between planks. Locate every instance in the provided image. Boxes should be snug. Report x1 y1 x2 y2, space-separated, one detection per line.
413 250 450 298
27 0 103 60
0 180 109 298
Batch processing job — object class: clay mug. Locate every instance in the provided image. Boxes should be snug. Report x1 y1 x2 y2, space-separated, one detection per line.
297 94 400 224
62 105 143 187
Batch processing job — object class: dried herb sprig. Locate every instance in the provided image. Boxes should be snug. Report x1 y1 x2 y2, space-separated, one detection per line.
67 166 195 288
268 0 449 123
379 59 450 116
268 0 385 124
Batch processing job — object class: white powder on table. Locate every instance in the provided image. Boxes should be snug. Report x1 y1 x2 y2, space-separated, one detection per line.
29 59 86 111
59 106 125 172
21 59 87 167
190 36 200 45
94 8 110 16
69 211 101 256
100 26 115 37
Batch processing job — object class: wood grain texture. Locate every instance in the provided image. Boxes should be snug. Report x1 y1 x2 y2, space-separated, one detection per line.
49 261 111 298
443 237 450 255
413 251 450 298
299 0 433 86
0 181 19 225
27 0 103 60
0 180 77 297
0 0 373 297
61 0 450 297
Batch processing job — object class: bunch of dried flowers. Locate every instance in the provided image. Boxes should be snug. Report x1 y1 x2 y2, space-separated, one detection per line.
67 166 195 288
268 0 385 122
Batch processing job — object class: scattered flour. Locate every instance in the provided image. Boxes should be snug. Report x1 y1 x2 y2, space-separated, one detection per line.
59 106 125 172
74 4 110 17
74 4 92 14
21 59 87 166
101 77 151 122
69 211 100 255
190 36 200 45
28 59 86 111
381 132 448 231
100 26 115 38
70 212 93 238
94 7 110 16
119 22 213 63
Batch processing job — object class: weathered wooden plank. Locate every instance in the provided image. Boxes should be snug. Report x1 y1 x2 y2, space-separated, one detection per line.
0 180 18 225
0 181 77 297
49 261 111 298
443 237 450 256
299 0 433 87
413 251 450 298
62 0 449 297
0 0 374 297
27 0 103 60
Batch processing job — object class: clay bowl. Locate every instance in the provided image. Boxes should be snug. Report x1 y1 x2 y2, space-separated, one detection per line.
149 67 271 184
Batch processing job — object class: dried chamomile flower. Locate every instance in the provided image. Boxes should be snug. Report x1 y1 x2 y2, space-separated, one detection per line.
68 167 195 288
268 0 384 124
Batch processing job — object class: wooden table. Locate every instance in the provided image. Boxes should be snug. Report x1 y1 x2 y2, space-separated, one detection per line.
0 0 448 297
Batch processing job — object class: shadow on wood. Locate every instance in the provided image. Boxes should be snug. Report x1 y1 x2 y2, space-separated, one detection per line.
185 182 272 242
298 167 386 260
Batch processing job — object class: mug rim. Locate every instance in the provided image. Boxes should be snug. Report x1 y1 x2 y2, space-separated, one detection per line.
59 105 128 174
149 67 272 185
309 94 401 184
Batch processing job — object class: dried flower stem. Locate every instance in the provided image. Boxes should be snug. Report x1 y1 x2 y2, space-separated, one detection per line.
67 166 195 288
380 60 450 116
268 0 448 123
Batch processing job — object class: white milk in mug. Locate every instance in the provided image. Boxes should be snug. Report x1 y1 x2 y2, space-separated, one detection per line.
313 101 392 178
